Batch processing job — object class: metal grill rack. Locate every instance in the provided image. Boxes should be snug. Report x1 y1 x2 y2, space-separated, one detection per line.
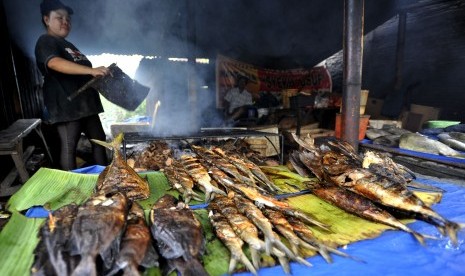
122 128 284 164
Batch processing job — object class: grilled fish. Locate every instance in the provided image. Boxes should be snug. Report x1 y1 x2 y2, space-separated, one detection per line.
191 145 256 187
208 211 257 275
180 155 226 202
32 203 80 276
233 195 297 260
306 181 428 245
214 147 280 194
210 195 297 273
162 161 203 203
107 202 158 276
71 192 129 276
92 133 150 201
294 134 462 246
261 207 336 262
150 194 208 276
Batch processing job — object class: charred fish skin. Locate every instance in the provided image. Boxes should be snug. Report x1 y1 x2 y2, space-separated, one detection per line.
208 211 257 275
92 133 150 201
362 150 415 184
32 203 80 276
106 202 158 276
70 192 129 276
150 194 208 276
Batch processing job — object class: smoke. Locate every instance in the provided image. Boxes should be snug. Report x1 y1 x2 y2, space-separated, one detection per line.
3 0 418 134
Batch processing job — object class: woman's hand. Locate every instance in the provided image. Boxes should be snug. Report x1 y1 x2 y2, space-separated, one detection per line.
90 66 110 77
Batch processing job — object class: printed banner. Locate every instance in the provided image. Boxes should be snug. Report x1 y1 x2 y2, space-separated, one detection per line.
216 55 332 108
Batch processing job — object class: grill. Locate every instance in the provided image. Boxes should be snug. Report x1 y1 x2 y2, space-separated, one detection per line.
122 128 284 163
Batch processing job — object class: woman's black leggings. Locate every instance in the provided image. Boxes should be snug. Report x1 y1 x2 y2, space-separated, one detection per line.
55 114 108 171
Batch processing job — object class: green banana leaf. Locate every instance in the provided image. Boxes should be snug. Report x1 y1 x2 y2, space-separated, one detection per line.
0 167 441 276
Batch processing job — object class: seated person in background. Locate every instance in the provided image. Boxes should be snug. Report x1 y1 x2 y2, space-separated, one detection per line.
224 76 254 121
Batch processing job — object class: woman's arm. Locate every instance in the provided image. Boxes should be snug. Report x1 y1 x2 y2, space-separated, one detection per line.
47 56 109 77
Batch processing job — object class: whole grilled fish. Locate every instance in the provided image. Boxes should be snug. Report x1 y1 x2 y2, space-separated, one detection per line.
71 191 129 276
305 181 428 245
208 211 257 275
32 203 80 276
180 154 226 202
106 202 158 276
399 133 465 158
92 133 150 201
150 194 208 276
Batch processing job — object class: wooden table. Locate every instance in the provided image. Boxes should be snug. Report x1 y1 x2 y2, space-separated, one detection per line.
0 119 52 196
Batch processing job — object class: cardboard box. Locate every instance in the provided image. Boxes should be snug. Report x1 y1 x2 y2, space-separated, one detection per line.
247 125 280 157
410 104 441 129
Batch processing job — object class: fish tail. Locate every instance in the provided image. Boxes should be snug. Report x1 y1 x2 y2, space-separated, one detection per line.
71 255 96 276
325 246 365 263
412 231 426 246
317 246 333 263
276 256 291 275
261 235 273 255
445 221 462 246
250 248 261 269
295 256 313 267
236 253 257 275
91 133 123 151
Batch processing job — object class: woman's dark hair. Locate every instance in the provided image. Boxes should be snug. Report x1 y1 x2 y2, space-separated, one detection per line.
41 11 51 28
